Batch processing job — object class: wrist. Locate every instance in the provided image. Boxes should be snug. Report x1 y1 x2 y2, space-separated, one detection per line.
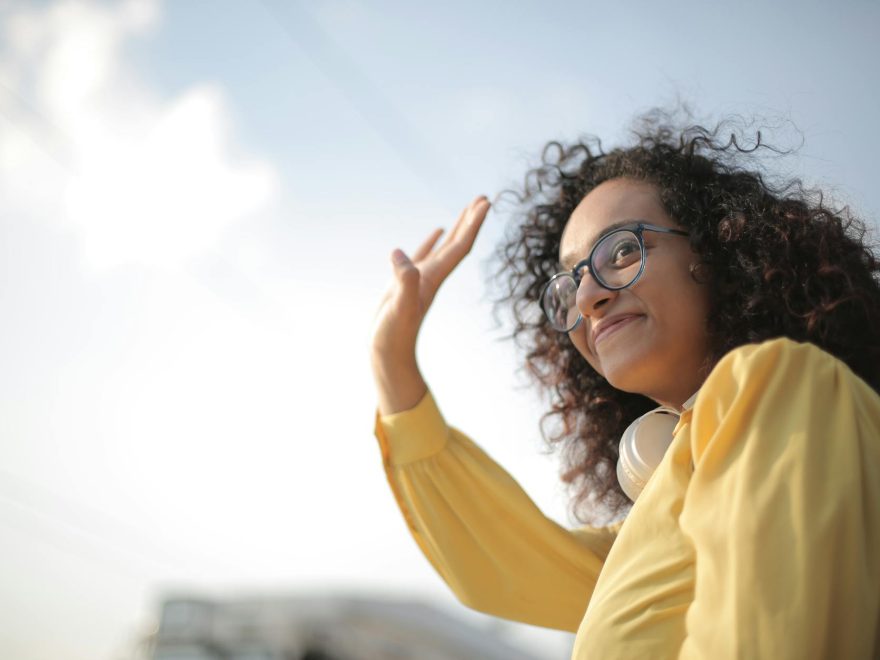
372 358 427 416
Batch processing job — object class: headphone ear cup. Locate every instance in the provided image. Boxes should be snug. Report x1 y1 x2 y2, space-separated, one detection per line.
617 408 680 502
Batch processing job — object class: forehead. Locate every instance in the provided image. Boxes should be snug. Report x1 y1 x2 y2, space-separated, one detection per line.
559 178 668 265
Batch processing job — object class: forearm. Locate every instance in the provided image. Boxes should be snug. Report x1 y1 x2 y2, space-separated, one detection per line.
376 393 612 631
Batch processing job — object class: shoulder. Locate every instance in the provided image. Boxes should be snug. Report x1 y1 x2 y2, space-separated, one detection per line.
711 336 839 382
690 337 880 463
700 337 868 405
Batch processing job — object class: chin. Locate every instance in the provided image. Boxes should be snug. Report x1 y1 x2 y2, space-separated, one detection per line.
597 346 660 396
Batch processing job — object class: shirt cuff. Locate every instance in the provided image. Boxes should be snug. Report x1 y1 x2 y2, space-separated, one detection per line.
374 390 449 466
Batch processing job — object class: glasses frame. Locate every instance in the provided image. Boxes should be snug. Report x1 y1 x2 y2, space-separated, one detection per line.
542 222 690 332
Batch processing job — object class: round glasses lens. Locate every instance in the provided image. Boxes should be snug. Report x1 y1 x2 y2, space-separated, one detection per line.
542 274 580 331
593 230 643 288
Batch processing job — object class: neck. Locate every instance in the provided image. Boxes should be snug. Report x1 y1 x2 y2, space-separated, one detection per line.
652 388 700 412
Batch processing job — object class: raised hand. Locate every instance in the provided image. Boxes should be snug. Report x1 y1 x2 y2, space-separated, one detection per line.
371 195 491 415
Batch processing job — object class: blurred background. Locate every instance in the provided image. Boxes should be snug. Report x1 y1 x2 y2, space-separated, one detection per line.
1 0 878 658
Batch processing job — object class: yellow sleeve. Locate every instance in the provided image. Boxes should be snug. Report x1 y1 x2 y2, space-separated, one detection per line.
375 391 618 631
679 338 880 659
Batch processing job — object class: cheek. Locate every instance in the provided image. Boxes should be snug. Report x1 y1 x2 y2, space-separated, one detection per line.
663 276 712 344
567 326 603 375
648 253 710 325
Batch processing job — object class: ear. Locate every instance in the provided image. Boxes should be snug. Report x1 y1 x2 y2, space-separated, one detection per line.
689 261 711 284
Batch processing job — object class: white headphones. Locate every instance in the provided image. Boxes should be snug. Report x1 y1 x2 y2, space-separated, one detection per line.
616 392 697 502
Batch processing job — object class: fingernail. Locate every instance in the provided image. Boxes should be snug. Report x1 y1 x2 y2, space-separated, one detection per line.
392 249 407 264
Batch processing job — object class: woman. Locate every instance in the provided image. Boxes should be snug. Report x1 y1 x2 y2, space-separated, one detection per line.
370 113 880 658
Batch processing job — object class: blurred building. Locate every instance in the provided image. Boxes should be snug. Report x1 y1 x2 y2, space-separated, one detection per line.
144 594 551 660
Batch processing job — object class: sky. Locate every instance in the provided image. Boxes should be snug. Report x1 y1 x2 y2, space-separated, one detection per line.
1 0 878 658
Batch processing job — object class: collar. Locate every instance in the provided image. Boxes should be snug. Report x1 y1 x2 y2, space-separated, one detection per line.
681 390 699 412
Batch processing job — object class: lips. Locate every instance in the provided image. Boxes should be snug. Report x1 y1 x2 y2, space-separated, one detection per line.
592 314 643 346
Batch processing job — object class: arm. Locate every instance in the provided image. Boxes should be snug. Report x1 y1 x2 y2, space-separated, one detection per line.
678 338 880 658
370 198 616 630
376 389 619 632
371 197 489 416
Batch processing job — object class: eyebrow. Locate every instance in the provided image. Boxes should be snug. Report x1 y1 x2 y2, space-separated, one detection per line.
559 219 643 271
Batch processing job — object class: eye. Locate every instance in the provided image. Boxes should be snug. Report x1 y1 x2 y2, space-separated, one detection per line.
608 237 640 267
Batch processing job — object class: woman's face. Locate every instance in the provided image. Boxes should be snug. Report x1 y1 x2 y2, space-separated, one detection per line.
559 178 712 409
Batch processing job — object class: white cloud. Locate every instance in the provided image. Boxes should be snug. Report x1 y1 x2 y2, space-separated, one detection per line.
0 0 278 270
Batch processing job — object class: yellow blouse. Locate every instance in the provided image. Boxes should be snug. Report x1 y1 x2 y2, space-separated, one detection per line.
374 338 880 658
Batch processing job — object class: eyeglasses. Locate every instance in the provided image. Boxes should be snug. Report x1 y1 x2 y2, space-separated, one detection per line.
541 222 689 332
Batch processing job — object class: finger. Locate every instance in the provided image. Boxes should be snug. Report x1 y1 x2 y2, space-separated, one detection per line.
422 198 491 286
411 227 444 262
446 196 490 256
448 195 490 246
440 204 469 250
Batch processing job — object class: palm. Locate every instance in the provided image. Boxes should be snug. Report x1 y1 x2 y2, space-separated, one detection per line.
372 196 490 363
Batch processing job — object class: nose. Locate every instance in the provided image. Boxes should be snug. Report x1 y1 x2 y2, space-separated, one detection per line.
575 271 617 319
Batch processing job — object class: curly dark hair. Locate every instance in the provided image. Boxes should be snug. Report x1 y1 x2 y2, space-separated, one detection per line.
492 109 880 524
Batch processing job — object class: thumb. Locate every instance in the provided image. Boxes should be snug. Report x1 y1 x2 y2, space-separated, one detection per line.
391 248 421 305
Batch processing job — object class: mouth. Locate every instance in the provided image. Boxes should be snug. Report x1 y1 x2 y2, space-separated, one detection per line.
593 314 643 347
